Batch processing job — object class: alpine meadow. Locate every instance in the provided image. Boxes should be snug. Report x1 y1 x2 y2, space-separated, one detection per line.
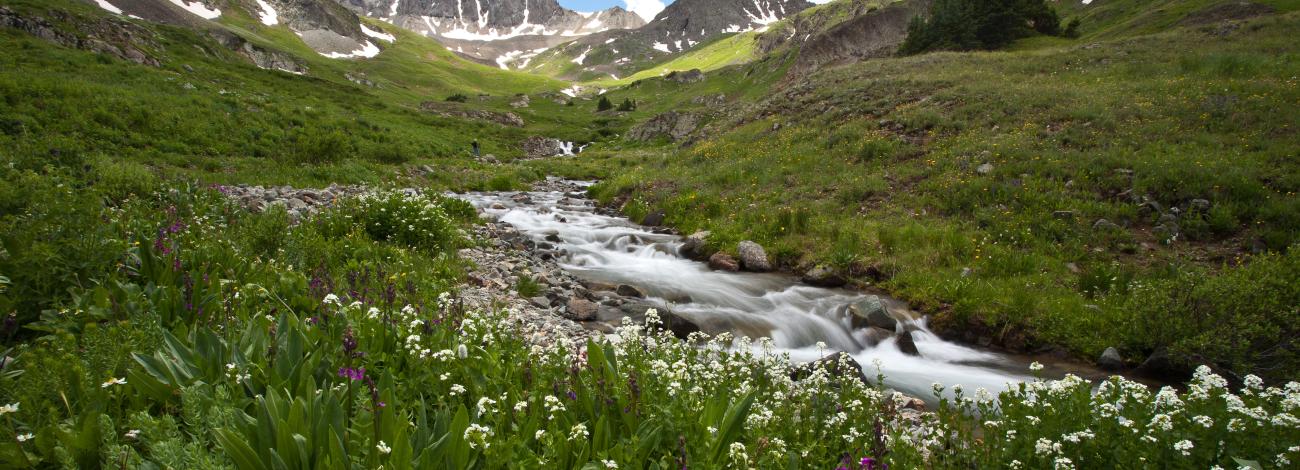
0 0 1298 469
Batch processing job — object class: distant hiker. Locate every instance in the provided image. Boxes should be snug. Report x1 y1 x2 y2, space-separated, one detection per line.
472 139 480 157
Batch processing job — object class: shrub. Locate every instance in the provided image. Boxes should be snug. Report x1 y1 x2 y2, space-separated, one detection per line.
900 0 1066 54
616 98 636 112
596 96 613 112
445 93 469 102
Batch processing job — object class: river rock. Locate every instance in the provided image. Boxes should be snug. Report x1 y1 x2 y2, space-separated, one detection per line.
848 296 895 331
616 284 645 298
802 265 845 287
680 231 712 260
566 298 599 321
737 241 772 272
790 352 866 385
896 330 920 356
863 326 894 347
1098 347 1124 371
708 253 740 272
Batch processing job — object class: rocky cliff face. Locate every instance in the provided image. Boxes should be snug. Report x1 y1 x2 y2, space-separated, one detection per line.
336 0 644 64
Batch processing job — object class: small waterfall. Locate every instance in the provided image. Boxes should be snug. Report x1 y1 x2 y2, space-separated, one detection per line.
458 184 1039 401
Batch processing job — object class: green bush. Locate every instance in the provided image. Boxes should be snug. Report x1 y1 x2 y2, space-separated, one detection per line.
445 93 469 102
900 0 1066 54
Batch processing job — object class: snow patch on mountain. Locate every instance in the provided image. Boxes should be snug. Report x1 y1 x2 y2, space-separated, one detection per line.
322 40 381 59
361 24 396 42
625 0 666 22
167 0 220 20
92 0 122 14
255 0 278 26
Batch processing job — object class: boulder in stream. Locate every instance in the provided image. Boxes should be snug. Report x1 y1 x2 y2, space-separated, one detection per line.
848 296 896 331
680 231 712 260
896 330 920 356
737 241 772 272
616 284 645 298
708 253 740 272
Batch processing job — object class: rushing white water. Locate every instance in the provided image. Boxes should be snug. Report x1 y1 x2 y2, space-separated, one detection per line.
459 182 1039 401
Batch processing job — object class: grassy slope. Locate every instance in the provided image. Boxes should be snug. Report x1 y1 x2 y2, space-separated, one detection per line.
581 32 760 87
0 0 586 188
585 8 1300 378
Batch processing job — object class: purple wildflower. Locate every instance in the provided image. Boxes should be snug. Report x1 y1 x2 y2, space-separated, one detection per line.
338 367 365 381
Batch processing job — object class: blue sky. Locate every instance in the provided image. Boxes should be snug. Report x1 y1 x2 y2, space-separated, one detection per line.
558 0 672 21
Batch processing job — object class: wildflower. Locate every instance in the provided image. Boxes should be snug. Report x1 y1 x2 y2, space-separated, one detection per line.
0 403 17 415
1030 362 1044 372
376 440 391 454
450 384 466 395
464 423 494 449
535 429 545 440
1192 415 1213 428
570 423 588 441
1173 439 1193 456
338 367 365 381
1053 457 1074 470
457 344 469 359
367 307 381 319
16 433 33 443
729 442 747 463
602 459 618 469
102 377 127 388
323 294 340 306
125 429 140 439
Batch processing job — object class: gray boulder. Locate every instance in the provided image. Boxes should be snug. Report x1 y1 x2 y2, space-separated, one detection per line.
680 231 711 260
566 298 599 321
848 296 895 331
737 241 772 272
802 265 845 287
790 352 866 384
1098 347 1124 371
616 284 645 298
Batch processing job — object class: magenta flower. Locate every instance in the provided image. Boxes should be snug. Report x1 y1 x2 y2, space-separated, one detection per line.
338 367 365 381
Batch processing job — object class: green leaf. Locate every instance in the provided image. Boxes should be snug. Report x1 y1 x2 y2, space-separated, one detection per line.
710 392 755 463
215 428 268 470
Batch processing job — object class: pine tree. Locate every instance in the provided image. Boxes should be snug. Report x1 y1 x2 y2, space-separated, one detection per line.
596 96 613 112
899 0 1069 55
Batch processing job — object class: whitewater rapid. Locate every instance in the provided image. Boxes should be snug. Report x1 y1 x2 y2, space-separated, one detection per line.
458 182 1040 401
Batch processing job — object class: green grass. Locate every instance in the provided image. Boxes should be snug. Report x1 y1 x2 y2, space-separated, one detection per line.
582 32 761 87
589 11 1300 380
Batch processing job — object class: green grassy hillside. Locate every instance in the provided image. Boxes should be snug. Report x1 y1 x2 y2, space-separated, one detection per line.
588 7 1300 380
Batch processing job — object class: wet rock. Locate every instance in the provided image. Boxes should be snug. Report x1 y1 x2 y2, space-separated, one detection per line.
1098 347 1125 371
680 231 712 260
863 326 894 347
566 298 599 321
708 253 740 272
737 241 772 272
616 284 645 298
896 330 920 356
848 296 895 330
791 352 866 384
522 136 565 158
802 265 845 287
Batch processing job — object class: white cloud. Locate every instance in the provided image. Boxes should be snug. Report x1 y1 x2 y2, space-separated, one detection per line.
624 0 666 23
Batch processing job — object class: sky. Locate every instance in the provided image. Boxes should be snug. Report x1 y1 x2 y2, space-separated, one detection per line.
558 0 671 22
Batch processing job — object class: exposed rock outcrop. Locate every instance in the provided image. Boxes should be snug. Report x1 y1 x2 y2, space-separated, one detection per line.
0 6 160 66
626 111 702 142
